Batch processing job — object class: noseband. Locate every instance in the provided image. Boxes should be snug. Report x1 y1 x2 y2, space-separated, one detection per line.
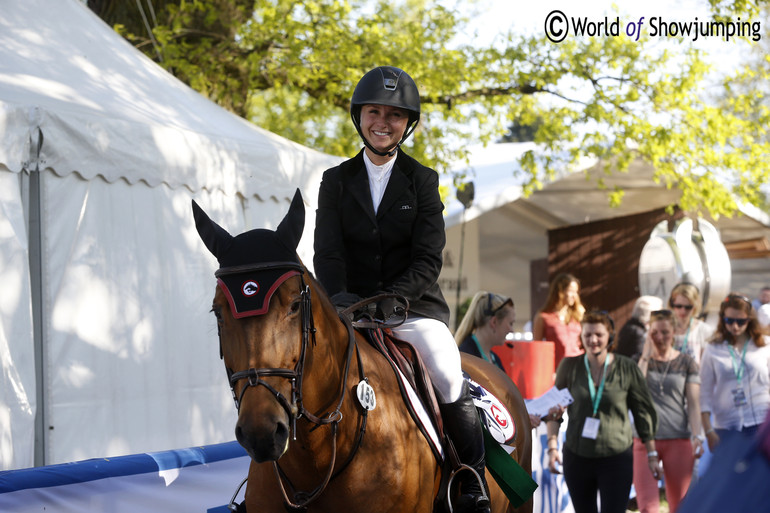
215 261 365 510
215 261 314 437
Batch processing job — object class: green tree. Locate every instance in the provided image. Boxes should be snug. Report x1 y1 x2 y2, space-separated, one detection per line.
88 0 770 218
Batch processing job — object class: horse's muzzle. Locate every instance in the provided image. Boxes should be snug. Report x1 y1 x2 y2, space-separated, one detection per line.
235 410 290 462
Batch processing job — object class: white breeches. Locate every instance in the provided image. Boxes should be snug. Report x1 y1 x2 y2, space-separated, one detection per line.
390 316 464 403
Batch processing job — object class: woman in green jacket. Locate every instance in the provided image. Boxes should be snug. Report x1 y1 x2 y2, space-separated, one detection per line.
545 310 659 513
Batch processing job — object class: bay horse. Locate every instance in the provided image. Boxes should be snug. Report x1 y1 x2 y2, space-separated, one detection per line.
192 190 533 513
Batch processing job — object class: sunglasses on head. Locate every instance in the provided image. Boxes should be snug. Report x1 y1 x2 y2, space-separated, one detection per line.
671 303 693 311
484 293 511 316
723 294 753 310
723 317 748 327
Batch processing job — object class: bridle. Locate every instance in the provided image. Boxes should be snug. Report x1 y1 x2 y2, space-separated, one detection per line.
214 261 367 510
216 262 310 432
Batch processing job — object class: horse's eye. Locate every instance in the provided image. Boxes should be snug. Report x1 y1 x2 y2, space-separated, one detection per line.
289 299 301 315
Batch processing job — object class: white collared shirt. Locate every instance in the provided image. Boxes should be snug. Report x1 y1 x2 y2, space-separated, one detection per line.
699 337 770 430
363 151 395 214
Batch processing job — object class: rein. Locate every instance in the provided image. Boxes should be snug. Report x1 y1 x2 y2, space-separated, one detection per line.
216 262 367 510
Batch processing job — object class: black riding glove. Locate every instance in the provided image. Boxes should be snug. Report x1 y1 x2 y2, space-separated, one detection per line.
374 294 406 321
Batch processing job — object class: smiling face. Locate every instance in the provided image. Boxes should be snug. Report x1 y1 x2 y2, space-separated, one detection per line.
581 322 610 358
561 281 579 308
649 318 674 354
359 104 409 160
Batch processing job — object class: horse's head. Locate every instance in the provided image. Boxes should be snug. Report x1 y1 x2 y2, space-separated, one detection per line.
192 190 310 462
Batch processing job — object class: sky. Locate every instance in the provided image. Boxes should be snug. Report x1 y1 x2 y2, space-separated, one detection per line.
461 0 757 68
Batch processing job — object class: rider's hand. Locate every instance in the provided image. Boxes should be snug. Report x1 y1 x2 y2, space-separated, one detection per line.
375 295 405 321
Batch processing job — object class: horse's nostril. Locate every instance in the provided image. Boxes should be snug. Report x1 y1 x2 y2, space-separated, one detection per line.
275 420 289 442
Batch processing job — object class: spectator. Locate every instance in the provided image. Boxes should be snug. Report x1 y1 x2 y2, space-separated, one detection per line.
753 286 770 329
634 309 703 513
758 302 770 329
750 285 770 311
455 290 552 428
546 311 659 513
700 293 770 451
667 282 713 366
455 291 513 371
533 273 585 368
616 295 664 361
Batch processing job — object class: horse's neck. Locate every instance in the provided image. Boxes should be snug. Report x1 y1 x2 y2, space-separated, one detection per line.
300 299 355 412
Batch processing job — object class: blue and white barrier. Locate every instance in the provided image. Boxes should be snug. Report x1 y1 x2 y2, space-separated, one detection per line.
0 441 251 513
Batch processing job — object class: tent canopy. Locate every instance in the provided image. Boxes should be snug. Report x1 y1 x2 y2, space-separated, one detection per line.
0 0 341 469
0 0 335 198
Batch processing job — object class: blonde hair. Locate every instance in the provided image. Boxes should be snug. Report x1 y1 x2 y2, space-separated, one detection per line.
668 282 702 318
454 291 514 345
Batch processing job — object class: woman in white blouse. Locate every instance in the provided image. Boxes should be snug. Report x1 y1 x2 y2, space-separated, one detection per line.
700 293 770 451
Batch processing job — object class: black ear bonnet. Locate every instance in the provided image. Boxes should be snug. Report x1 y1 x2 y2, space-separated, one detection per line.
192 189 305 318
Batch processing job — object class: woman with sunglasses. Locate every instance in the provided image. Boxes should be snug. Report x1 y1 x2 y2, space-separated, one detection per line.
634 309 703 513
667 283 714 366
456 291 559 429
700 293 770 451
455 291 515 371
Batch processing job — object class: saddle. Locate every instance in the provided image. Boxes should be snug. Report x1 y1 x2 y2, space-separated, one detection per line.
340 294 536 510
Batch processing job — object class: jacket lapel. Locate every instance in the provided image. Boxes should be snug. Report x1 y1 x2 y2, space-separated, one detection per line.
345 153 377 225
377 159 409 220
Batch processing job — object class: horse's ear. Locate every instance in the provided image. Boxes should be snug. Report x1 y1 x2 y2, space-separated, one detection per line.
192 200 234 259
275 189 305 251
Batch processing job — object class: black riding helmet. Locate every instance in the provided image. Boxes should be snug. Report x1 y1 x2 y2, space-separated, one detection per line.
350 66 420 157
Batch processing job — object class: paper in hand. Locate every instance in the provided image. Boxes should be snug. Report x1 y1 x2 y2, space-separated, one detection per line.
524 386 574 418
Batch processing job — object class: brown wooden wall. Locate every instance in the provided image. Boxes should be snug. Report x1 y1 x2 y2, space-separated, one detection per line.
544 207 683 328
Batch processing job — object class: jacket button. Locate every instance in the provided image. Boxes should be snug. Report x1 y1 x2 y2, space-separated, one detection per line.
374 255 382 262
371 228 378 235
377 281 383 288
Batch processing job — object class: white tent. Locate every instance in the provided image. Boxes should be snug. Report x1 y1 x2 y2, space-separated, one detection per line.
0 0 341 469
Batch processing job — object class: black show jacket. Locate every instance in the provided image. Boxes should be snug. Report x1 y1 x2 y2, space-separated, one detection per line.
313 149 450 324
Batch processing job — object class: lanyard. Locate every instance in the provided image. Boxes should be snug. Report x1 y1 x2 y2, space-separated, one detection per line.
584 354 609 417
728 341 749 384
680 318 692 355
471 334 491 364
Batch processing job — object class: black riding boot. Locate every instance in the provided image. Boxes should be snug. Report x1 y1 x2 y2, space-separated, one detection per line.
439 382 491 513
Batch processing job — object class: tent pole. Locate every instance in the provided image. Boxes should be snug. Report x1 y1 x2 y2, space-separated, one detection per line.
453 182 475 330
27 127 47 467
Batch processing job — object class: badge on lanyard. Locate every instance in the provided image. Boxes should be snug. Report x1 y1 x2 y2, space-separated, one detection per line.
582 355 609 440
732 387 748 407
728 342 749 408
582 417 600 439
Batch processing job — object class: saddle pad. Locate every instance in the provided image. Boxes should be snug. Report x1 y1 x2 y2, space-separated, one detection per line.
391 365 445 460
363 328 444 461
465 374 516 444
